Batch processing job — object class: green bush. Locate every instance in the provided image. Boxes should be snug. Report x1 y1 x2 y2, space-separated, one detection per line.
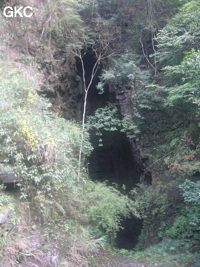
167 180 200 243
0 60 92 200
0 59 141 248
85 181 140 239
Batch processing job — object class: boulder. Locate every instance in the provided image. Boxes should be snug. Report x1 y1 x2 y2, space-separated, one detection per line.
0 210 8 225
0 173 19 184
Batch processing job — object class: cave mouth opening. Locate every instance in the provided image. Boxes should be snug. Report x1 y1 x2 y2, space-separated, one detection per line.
76 49 144 249
88 129 144 249
116 217 143 250
3 182 20 193
88 130 142 188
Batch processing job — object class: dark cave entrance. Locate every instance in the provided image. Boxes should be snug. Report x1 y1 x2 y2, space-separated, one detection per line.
76 50 144 250
88 129 141 188
88 128 143 249
116 217 143 249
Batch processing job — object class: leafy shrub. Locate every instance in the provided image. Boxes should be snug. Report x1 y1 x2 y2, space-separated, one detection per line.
167 180 200 243
0 59 141 253
85 181 140 239
0 60 92 203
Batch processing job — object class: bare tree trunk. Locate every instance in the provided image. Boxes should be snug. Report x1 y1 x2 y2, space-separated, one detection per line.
77 90 88 181
77 53 100 181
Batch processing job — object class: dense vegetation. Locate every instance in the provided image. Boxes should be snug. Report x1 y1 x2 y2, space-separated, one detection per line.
0 0 199 266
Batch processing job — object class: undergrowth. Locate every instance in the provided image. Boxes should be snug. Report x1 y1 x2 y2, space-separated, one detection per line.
0 58 140 266
131 239 199 267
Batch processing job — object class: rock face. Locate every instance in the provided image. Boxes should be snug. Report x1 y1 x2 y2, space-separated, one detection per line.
0 210 8 225
0 173 19 184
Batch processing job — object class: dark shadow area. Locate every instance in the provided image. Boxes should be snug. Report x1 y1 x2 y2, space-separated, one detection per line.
76 48 112 115
88 130 143 250
116 217 143 249
76 49 144 249
89 130 141 189
3 183 20 192
88 128 143 250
